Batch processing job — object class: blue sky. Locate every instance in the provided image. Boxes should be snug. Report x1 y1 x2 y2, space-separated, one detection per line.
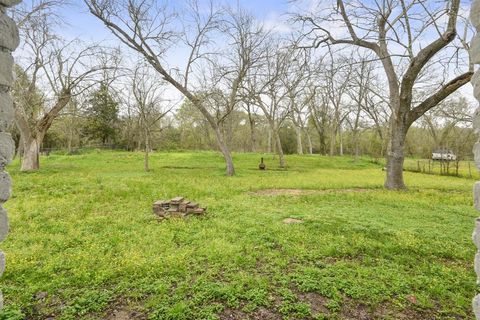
15 0 475 104
58 0 292 43
48 0 297 104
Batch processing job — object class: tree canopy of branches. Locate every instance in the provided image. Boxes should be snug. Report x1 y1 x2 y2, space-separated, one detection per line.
84 0 269 176
13 0 111 171
296 0 473 189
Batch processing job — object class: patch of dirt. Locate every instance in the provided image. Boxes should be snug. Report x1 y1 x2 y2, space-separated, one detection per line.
283 218 304 224
251 307 280 320
297 292 330 316
250 188 371 196
161 165 217 170
372 302 438 320
339 300 371 320
107 309 145 320
218 306 281 320
340 298 442 320
216 295 450 320
218 307 248 320
102 297 147 320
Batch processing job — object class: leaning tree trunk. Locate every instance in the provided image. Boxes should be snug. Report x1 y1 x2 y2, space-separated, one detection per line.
16 134 24 158
212 125 235 176
21 136 41 171
384 119 408 189
187 97 235 176
16 90 71 172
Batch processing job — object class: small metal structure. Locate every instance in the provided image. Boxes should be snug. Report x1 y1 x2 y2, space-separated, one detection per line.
259 157 266 170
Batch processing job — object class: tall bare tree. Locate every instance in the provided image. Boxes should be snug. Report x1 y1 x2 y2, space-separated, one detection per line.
13 5 106 171
322 55 353 156
283 50 312 155
308 85 330 155
199 7 269 154
247 42 291 168
346 56 376 161
130 63 172 171
85 1 266 176
296 0 473 189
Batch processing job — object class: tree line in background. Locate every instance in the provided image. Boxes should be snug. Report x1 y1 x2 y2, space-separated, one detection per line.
22 85 476 162
9 0 475 190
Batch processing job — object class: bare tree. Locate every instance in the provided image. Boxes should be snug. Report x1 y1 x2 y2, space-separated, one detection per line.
308 85 329 155
296 0 473 189
13 6 107 171
247 42 291 168
130 63 172 171
346 56 376 161
320 54 352 156
199 7 269 154
283 50 312 155
422 96 472 151
85 0 269 176
241 101 261 152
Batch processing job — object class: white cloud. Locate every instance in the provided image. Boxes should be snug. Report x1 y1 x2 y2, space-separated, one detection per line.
262 11 292 34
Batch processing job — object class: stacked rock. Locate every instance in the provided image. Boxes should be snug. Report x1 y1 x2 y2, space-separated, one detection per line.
473 0 480 318
0 0 20 309
153 197 206 220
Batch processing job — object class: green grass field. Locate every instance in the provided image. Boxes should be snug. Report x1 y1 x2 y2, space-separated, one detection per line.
0 151 477 319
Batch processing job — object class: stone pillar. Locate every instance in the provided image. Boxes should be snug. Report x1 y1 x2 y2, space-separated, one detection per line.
473 0 480 318
0 0 20 310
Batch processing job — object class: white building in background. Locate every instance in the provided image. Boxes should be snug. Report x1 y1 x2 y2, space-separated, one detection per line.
432 149 457 161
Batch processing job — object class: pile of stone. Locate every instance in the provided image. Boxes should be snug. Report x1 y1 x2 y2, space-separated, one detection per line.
153 197 206 220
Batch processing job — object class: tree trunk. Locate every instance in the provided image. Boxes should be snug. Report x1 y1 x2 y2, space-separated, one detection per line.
329 127 336 156
319 125 327 155
339 126 344 156
222 118 234 150
267 129 272 153
384 120 408 189
67 125 74 154
248 117 256 153
353 130 360 162
21 136 41 171
295 125 303 155
275 130 285 168
212 125 235 176
16 133 24 158
305 130 313 155
310 110 326 155
144 129 150 172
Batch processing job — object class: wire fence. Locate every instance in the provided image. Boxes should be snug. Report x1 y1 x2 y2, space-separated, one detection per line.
38 147 480 180
402 159 478 179
39 144 130 155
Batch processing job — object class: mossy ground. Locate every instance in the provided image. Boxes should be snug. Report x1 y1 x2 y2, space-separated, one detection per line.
0 151 477 319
